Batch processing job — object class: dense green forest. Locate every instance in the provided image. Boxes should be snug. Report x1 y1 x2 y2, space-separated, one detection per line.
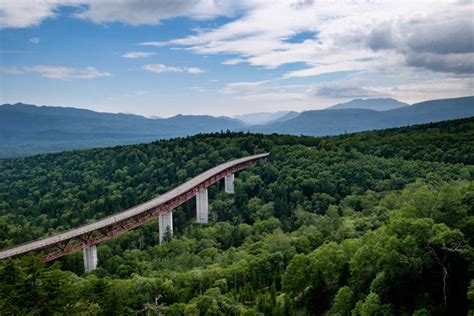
0 118 473 315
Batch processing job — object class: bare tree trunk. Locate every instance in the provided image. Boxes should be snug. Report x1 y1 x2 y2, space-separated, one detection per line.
429 247 448 308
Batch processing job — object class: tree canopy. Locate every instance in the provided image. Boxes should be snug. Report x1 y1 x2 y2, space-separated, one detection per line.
0 118 473 315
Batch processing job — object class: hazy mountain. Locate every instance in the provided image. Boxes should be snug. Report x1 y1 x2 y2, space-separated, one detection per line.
249 96 474 136
327 98 409 111
265 111 300 124
234 111 292 125
2 96 472 157
0 103 245 157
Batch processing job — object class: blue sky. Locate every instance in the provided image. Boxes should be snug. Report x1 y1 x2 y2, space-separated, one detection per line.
0 1 473 117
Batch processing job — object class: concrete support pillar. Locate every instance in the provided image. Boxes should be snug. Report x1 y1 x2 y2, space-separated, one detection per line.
225 174 235 194
196 189 209 224
83 245 97 273
159 211 173 244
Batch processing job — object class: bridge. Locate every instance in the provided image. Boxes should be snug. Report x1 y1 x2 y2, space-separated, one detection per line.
0 153 269 272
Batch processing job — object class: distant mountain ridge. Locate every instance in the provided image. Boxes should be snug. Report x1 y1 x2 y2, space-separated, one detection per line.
249 96 474 136
236 98 409 125
234 111 292 125
1 96 473 157
0 103 243 134
327 98 409 111
0 103 245 157
265 111 300 125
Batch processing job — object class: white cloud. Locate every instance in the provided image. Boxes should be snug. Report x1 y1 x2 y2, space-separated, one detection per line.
308 81 385 99
131 0 472 105
75 1 244 25
187 67 204 74
2 0 472 106
220 79 311 103
3 65 111 79
139 41 169 47
155 0 473 79
143 64 204 74
0 0 82 28
222 58 246 65
143 64 180 73
220 73 474 107
0 0 249 28
5 1 472 77
375 78 474 104
3 0 472 78
220 80 271 94
29 37 40 44
121 51 156 59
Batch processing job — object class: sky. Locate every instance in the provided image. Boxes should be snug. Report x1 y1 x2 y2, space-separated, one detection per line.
0 0 473 117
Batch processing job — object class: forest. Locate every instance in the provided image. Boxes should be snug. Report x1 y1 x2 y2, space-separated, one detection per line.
0 117 473 315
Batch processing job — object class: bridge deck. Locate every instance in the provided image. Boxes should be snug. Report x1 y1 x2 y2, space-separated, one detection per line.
0 153 269 260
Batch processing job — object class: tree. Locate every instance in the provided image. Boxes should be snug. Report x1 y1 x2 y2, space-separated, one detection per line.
358 292 392 316
330 286 354 316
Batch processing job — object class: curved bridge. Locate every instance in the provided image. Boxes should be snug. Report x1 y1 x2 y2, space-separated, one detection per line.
0 153 269 271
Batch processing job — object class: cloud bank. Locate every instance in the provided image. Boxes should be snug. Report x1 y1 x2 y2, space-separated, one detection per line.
0 0 246 28
1 0 472 106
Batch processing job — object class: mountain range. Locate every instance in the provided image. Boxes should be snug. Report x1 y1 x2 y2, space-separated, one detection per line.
1 96 473 157
248 96 473 136
235 98 408 125
0 104 242 157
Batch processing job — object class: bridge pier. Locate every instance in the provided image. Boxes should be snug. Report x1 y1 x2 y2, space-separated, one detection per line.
159 211 173 243
196 189 208 224
225 174 235 194
83 245 97 273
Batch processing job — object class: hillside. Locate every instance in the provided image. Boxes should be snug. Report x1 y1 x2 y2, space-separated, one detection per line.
0 118 473 315
252 96 474 136
327 98 408 111
0 103 244 157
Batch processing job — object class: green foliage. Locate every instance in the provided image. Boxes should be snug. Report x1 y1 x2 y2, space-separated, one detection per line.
357 292 392 316
330 286 354 316
0 119 473 314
